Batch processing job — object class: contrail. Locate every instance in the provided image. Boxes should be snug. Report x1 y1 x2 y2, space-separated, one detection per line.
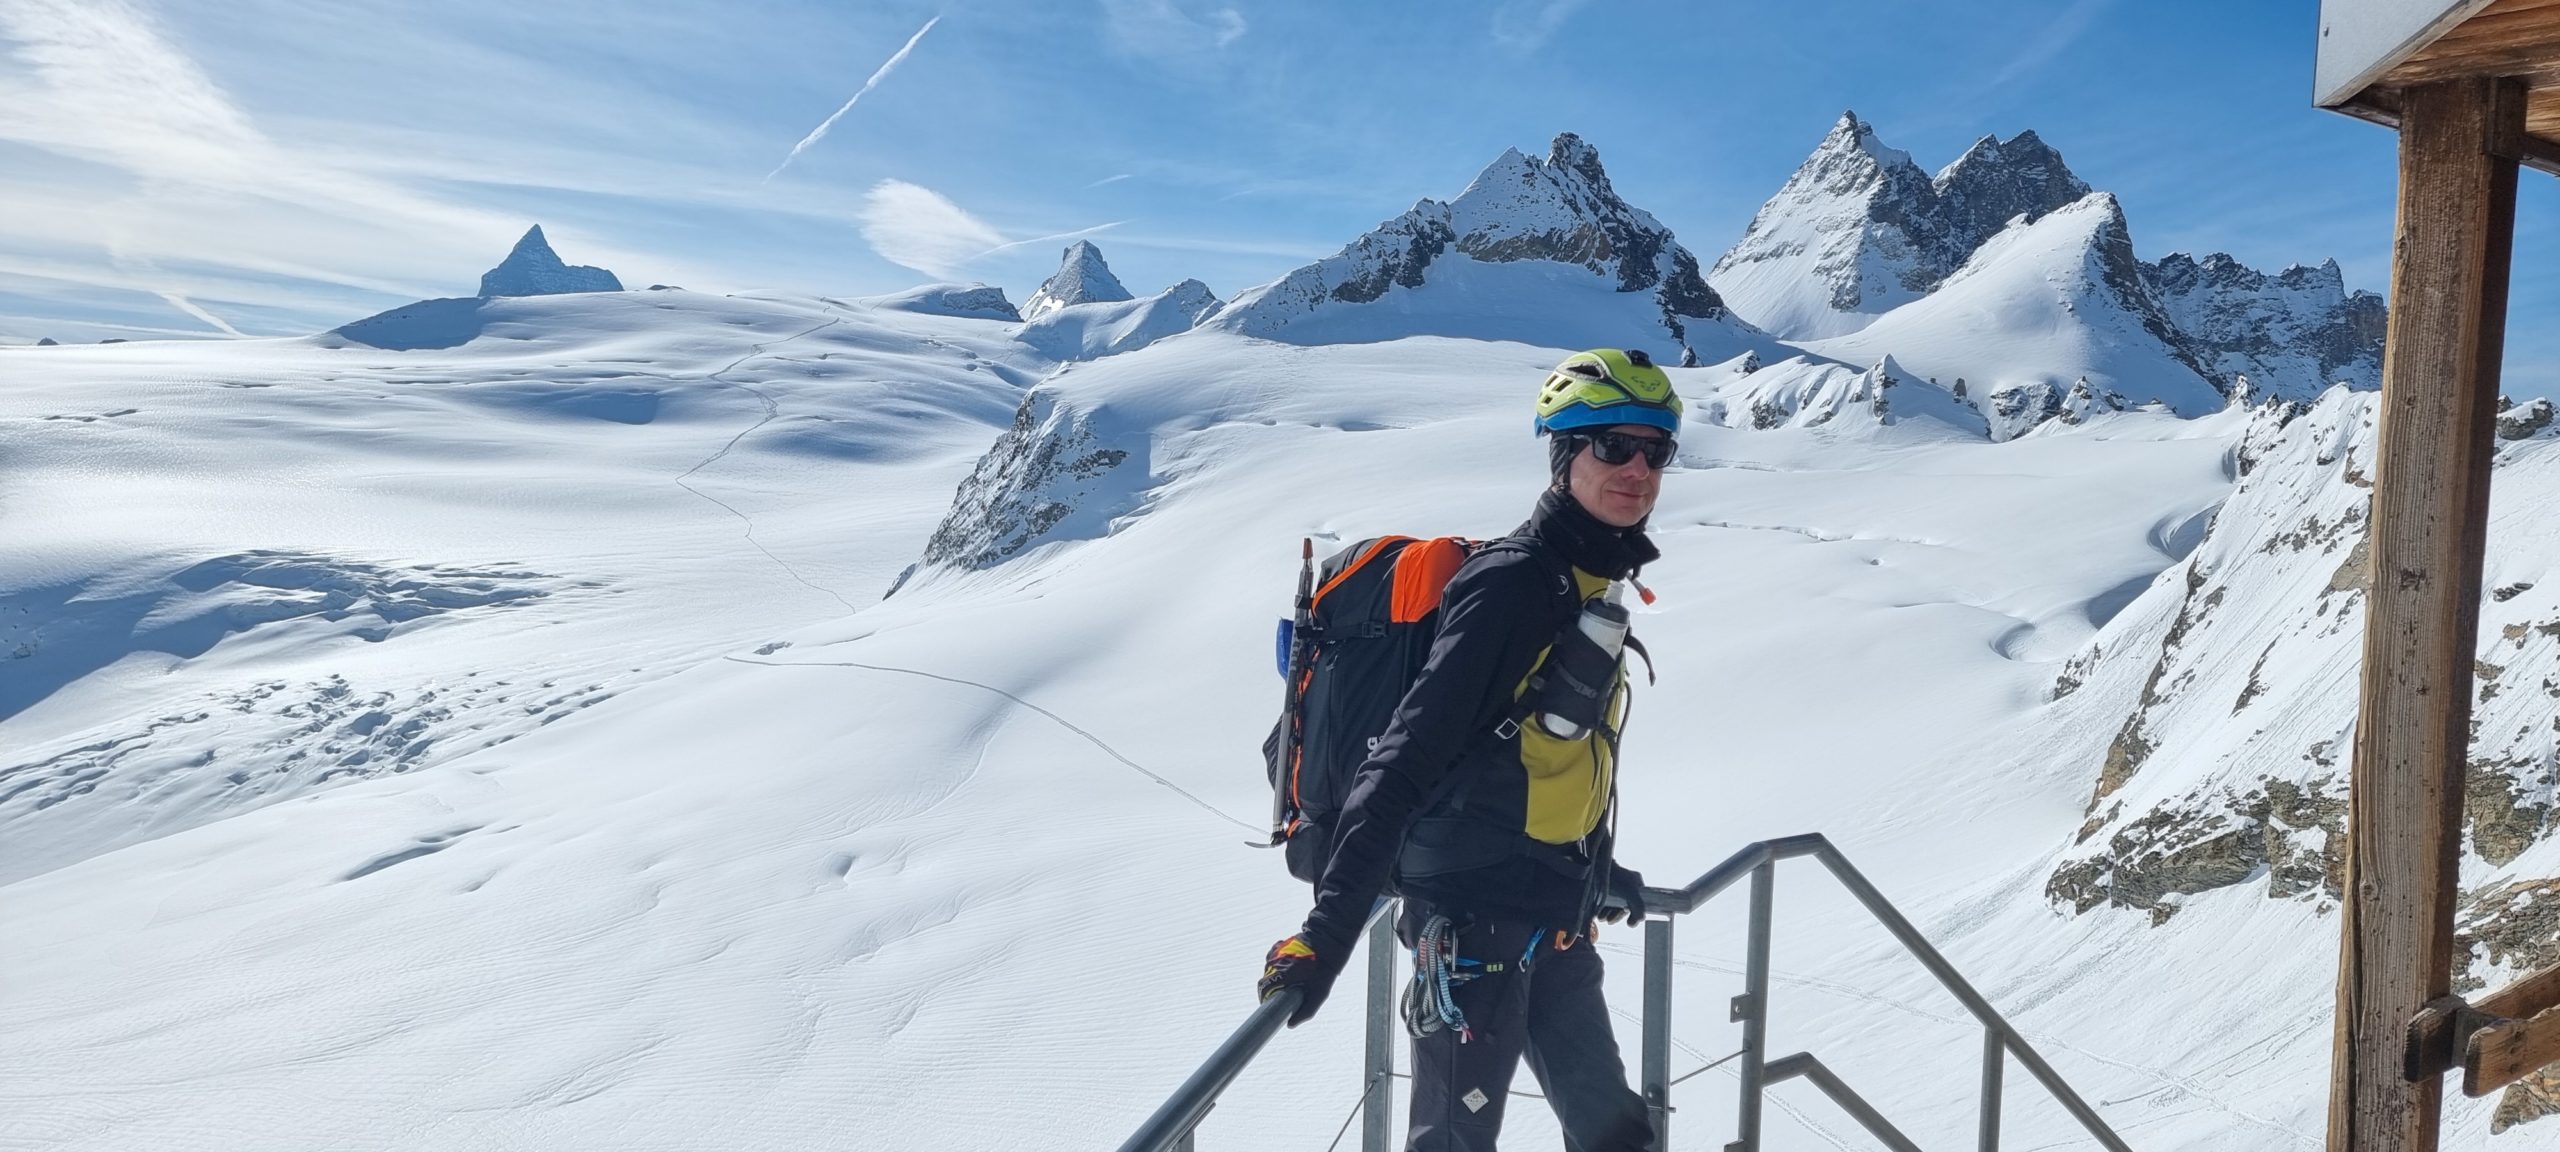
764 14 940 183
157 292 245 337
971 221 1126 260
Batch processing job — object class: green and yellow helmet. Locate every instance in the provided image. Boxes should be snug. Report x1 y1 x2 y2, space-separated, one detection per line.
1534 348 1682 436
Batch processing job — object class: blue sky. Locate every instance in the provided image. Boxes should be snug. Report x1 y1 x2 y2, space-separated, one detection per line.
2 0 2553 391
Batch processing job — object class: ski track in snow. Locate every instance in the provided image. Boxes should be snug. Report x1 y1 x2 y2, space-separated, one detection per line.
672 317 860 614
723 654 1261 834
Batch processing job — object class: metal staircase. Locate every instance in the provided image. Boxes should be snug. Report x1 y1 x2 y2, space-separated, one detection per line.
1115 833 2136 1152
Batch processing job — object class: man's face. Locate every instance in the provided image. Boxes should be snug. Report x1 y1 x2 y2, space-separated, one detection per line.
1566 424 1668 528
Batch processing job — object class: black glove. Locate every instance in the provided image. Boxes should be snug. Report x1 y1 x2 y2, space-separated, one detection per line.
1259 932 1351 1027
1598 864 1646 924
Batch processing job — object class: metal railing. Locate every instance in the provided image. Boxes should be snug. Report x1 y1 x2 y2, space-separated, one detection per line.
1637 833 2132 1152
1116 834 2134 1151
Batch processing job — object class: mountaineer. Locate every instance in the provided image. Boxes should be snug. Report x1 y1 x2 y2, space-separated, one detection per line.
1259 348 1680 1151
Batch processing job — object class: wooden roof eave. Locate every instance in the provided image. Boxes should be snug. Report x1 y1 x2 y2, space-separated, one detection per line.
2318 0 2560 176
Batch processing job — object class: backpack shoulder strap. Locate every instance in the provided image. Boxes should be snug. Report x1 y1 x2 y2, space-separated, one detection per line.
1472 534 1580 620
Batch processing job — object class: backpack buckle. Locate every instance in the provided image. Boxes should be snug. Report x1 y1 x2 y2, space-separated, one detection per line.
1493 718 1520 741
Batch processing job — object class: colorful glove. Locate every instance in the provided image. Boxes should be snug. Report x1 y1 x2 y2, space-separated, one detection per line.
1258 933 1349 1027
1598 864 1647 924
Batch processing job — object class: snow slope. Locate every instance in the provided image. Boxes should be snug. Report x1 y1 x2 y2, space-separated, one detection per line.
1806 193 2226 426
0 289 1039 885
1014 278 1221 362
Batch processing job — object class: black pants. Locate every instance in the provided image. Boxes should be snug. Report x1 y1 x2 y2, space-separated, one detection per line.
1399 904 1652 1152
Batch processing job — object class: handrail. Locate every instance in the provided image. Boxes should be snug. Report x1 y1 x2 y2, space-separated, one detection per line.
1112 989 1301 1152
1113 835 2134 1151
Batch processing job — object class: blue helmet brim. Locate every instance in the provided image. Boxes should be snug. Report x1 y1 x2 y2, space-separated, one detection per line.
1538 404 1682 436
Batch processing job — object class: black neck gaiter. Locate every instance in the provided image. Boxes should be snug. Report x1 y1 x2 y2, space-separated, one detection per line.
1525 487 1659 580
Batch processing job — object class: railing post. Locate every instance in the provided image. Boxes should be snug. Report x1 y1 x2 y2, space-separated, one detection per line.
1642 913 1675 1149
1363 903 1396 1152
1729 860 1774 1152
1978 1025 2003 1152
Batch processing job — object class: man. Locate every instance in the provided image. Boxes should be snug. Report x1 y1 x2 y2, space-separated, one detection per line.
1259 348 1680 1152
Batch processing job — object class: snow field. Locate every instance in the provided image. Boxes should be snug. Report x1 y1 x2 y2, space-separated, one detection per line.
4 288 2552 1149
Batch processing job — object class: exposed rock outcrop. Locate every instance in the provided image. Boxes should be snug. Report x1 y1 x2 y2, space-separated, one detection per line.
919 390 1137 570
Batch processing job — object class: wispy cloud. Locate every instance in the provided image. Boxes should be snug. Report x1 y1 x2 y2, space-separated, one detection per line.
1490 0 1592 54
0 0 646 319
764 14 940 183
858 179 1009 280
1086 173 1135 188
1099 0 1244 60
1982 0 2111 90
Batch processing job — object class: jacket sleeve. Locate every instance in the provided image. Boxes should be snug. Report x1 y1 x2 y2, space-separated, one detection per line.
1300 548 1556 949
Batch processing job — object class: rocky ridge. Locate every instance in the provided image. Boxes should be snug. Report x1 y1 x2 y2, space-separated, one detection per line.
2142 253 2388 400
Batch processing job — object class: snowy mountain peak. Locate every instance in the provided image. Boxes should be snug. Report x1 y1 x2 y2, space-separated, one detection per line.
1712 118 2091 340
1708 115 1949 339
1207 132 1749 356
1022 241 1135 320
1816 109 1920 169
477 225 622 298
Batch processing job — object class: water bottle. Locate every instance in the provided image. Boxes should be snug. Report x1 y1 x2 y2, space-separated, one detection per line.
1540 583 1630 740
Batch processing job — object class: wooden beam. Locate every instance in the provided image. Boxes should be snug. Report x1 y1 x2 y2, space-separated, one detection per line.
2466 1005 2560 1096
2327 75 2525 1152
2479 960 2560 1021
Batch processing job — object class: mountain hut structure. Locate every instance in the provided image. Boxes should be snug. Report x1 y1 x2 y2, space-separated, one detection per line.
2314 2 2560 1149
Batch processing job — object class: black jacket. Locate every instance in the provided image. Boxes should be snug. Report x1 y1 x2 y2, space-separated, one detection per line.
1301 490 1657 950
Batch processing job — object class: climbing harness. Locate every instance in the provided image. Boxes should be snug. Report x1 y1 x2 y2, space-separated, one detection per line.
1403 915 1552 1045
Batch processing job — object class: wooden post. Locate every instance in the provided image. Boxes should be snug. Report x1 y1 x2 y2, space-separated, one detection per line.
2328 75 2525 1152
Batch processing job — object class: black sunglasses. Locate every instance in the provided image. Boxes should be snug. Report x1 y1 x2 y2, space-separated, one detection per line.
1580 430 1676 470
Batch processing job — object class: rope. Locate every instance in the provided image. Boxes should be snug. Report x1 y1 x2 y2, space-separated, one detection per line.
1319 1072 1384 1152
721 655 1262 833
1669 1047 1747 1087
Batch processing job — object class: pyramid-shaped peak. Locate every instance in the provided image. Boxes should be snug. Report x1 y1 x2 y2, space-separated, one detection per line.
508 225 555 259
1022 240 1135 320
479 224 621 297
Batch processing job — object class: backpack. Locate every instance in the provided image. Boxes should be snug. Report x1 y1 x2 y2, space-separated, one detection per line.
1261 534 1575 884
